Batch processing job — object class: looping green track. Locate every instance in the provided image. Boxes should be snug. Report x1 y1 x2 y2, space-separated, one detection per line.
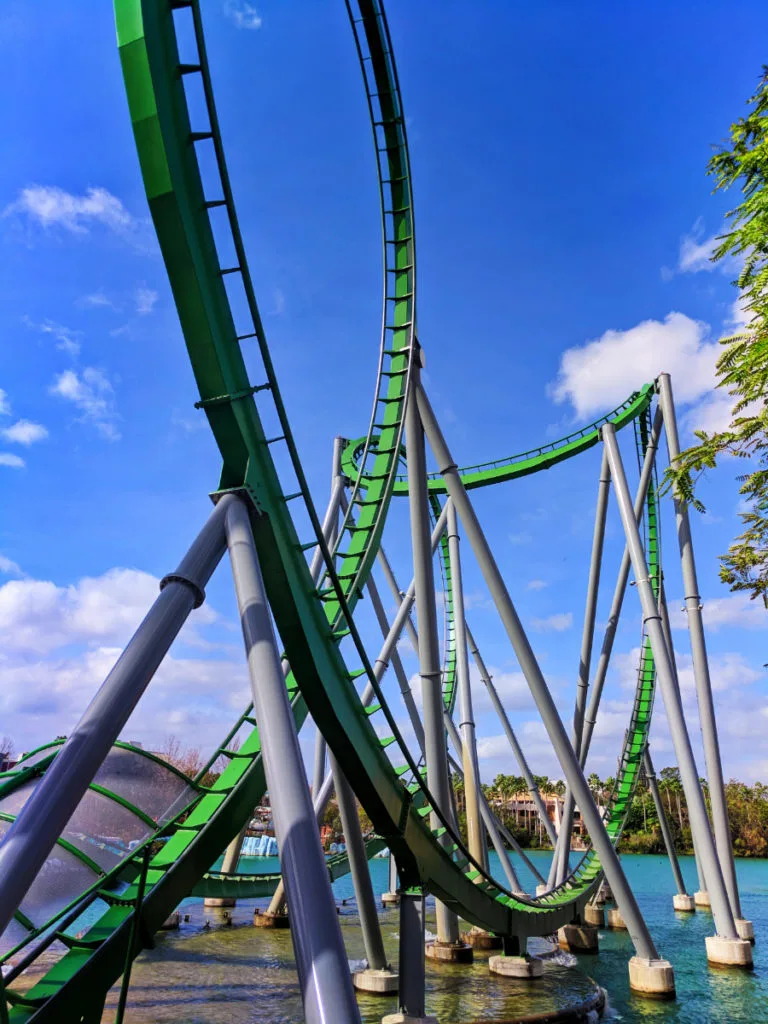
0 1 663 1018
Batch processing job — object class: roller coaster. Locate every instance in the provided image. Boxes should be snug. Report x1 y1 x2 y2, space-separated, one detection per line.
0 2 755 1022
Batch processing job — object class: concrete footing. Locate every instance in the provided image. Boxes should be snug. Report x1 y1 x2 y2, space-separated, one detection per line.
584 904 605 928
535 883 549 897
607 907 627 930
735 919 755 943
705 935 753 968
253 910 289 929
461 928 503 950
628 956 676 999
694 890 711 908
381 891 400 907
597 882 614 904
160 911 181 930
382 1015 438 1024
673 893 696 913
489 954 543 979
425 940 473 964
203 897 235 908
558 923 599 954
352 967 399 994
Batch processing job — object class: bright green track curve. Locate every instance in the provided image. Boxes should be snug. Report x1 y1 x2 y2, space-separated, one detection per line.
0 1 661 1019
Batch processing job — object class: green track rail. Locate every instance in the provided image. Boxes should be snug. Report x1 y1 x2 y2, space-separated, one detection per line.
0 1 663 1018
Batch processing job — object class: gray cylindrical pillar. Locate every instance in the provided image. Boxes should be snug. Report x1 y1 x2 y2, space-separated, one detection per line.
0 494 232 941
446 502 487 872
644 749 687 896
378 546 420 654
399 889 428 1018
330 753 388 971
225 497 360 1024
417 385 661 961
602 423 737 941
406 365 460 945
312 727 327 801
658 373 742 920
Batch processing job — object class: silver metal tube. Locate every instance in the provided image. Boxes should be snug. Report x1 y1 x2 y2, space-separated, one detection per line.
0 495 232 941
602 422 737 940
644 749 687 896
330 752 388 970
225 497 360 1023
447 502 487 871
377 546 420 654
406 366 459 944
658 373 741 919
398 890 427 1017
418 384 660 960
312 727 327 800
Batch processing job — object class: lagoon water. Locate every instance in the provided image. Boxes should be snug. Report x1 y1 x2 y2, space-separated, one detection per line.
99 851 768 1023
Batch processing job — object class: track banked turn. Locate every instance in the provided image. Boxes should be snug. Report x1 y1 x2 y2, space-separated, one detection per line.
0 1 661 1018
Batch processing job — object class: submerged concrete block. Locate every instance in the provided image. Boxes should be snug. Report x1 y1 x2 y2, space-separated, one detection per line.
607 907 627 930
488 954 543 979
253 910 289 929
628 956 675 999
461 928 502 950
673 893 696 913
705 935 753 968
381 891 400 907
352 967 399 994
584 904 605 927
382 1015 438 1024
558 923 599 954
425 940 473 964
694 890 711 908
735 918 755 943
203 897 235 908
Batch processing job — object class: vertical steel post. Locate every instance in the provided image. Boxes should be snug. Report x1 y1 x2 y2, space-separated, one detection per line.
658 373 742 920
0 495 232 941
602 423 737 940
329 752 389 971
406 364 460 945
417 385 661 960
398 889 432 1020
644 749 687 896
312 728 327 800
446 502 488 871
225 496 361 1024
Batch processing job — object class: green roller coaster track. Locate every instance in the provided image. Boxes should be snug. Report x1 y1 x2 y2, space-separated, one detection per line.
0 1 663 1019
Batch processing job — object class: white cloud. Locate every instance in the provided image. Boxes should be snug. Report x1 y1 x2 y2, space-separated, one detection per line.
49 368 120 440
224 1 262 29
678 221 719 273
4 185 134 236
24 317 82 357
670 593 767 632
527 579 549 591
79 291 117 311
0 454 25 469
0 390 10 416
508 532 532 546
1 420 48 446
728 291 752 330
0 555 22 576
134 285 158 316
549 312 718 419
531 612 572 632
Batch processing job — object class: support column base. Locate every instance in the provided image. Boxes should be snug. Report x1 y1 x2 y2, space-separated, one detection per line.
535 883 549 897
584 904 605 927
628 956 676 999
735 919 755 944
461 928 503 950
425 941 473 964
382 1015 438 1024
381 892 400 907
353 968 399 995
607 907 627 930
694 890 711 908
597 883 614 904
253 910 290 929
203 897 235 908
160 911 180 930
673 894 696 913
558 924 599 954
705 935 753 968
489 954 543 979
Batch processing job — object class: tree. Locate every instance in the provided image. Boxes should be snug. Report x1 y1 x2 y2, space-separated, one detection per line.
665 67 768 607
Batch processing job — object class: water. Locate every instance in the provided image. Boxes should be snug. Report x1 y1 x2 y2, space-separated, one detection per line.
91 851 767 1022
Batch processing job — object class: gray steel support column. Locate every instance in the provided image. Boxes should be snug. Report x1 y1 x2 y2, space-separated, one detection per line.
221 823 248 876
466 623 557 849
417 385 660 960
225 496 360 1024
443 715 524 891
329 752 388 971
406 364 460 945
312 727 327 800
398 889 428 1018
555 448 610 886
644 749 687 896
549 408 663 889
658 373 741 920
0 494 233 941
602 423 737 940
446 502 487 872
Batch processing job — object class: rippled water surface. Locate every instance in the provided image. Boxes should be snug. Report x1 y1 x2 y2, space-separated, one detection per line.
92 851 767 1023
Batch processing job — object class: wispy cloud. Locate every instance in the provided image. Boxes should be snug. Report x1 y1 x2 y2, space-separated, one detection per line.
78 291 118 311
678 219 719 273
5 185 135 236
1 420 48 446
508 531 532 546
224 1 262 30
0 554 23 576
531 612 573 632
0 390 10 416
0 453 25 469
24 316 82 357
527 579 549 591
49 368 120 441
134 285 158 315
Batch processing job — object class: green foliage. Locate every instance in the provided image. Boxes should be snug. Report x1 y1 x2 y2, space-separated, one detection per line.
665 67 768 607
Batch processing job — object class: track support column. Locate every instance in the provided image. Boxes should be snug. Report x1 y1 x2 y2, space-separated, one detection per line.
225 496 361 1024
384 888 437 1024
602 423 751 969
204 823 248 908
644 749 693 912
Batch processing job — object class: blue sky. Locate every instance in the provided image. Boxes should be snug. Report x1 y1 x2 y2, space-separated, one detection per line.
0 1 766 788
